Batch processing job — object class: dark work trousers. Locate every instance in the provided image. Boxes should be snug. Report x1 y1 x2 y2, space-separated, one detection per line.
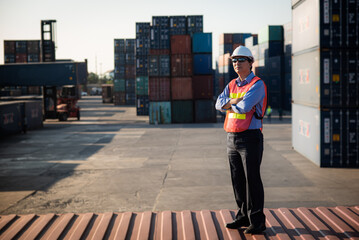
227 129 266 227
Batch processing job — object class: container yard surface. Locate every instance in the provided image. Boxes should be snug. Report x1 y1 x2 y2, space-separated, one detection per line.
0 96 358 214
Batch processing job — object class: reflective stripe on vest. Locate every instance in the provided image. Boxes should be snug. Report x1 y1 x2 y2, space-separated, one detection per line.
228 112 246 119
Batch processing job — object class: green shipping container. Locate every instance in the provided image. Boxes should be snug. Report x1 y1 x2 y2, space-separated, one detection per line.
136 76 149 95
171 100 193 123
114 79 126 92
149 101 171 124
258 25 283 44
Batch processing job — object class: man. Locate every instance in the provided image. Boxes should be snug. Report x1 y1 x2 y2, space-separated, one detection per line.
215 46 267 234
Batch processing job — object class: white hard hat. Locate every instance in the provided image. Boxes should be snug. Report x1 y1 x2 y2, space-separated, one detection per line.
231 46 254 61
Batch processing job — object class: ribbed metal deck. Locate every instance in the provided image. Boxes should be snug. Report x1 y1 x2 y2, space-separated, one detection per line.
0 206 358 240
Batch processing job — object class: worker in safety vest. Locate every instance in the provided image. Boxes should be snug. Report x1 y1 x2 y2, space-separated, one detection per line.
215 46 267 234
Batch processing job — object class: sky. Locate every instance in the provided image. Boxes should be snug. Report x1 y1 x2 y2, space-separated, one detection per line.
0 0 291 75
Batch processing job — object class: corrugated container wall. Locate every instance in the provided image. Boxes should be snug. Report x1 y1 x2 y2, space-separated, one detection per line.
192 33 212 53
187 15 203 36
169 16 187 35
149 101 171 124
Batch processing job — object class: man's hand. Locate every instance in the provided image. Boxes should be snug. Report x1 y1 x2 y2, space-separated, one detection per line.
222 98 243 110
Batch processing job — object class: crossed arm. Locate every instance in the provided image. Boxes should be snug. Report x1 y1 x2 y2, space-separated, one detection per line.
222 97 243 110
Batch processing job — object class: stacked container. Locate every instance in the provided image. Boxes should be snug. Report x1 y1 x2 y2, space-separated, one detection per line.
136 23 150 115
192 33 216 123
255 25 284 110
114 39 126 105
283 22 292 111
113 39 136 106
149 17 171 123
291 0 358 168
4 40 42 95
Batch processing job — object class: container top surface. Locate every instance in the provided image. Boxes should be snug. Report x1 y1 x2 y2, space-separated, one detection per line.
0 206 357 239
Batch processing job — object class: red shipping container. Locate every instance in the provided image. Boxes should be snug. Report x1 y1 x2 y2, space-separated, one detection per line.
150 49 170 55
4 41 15 54
125 65 136 79
219 33 233 44
171 77 193 100
192 75 213 99
171 54 192 77
149 77 171 101
15 53 27 63
114 92 126 105
171 35 191 54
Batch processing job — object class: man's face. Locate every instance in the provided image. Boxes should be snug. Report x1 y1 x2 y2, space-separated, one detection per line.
232 57 252 75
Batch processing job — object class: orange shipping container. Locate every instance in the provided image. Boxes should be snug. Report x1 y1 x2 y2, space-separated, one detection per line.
171 54 192 77
171 35 191 54
171 77 193 100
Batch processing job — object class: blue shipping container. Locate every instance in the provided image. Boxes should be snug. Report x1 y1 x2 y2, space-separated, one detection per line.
193 54 212 75
192 33 212 53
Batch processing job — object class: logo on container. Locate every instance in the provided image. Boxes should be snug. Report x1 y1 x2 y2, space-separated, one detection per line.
3 113 14 125
299 69 310 84
299 120 310 138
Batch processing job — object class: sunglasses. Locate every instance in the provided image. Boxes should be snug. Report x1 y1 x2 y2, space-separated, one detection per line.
232 58 248 63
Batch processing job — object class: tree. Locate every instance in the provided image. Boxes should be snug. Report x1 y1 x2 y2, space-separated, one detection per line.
87 72 113 84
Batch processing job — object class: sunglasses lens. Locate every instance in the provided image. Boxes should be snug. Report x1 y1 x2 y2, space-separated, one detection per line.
232 58 247 63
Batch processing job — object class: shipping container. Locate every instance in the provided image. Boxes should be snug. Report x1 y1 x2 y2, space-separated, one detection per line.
114 39 125 53
266 56 282 76
193 54 212 75
136 56 148 76
125 52 136 64
194 99 216 123
258 41 284 59
149 55 170 76
258 25 283 44
136 22 151 35
170 35 191 54
267 91 282 109
149 77 171 101
15 41 27 54
136 76 149 95
27 40 40 54
27 54 40 62
283 22 292 46
23 100 43 130
219 44 233 56
151 24 170 50
292 0 358 53
187 15 203 35
4 54 15 64
292 48 358 108
125 39 136 53
171 100 193 123
170 16 187 35
137 95 149 115
125 65 136 79
15 53 27 63
192 33 212 53
192 75 213 99
171 54 193 77
149 101 171 124
0 62 85 86
136 37 150 56
292 103 358 168
171 77 193 100
4 41 15 54
0 102 23 135
114 92 126 105
126 79 136 93
114 79 126 92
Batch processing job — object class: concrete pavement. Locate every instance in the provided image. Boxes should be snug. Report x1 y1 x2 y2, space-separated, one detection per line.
0 96 358 215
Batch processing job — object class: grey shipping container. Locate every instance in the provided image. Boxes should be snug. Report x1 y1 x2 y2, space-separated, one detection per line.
149 55 170 76
292 0 358 53
187 15 203 35
23 101 43 130
292 103 358 168
136 56 149 76
292 48 358 108
0 62 86 86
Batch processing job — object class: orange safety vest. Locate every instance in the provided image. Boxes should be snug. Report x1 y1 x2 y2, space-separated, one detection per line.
224 76 267 133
